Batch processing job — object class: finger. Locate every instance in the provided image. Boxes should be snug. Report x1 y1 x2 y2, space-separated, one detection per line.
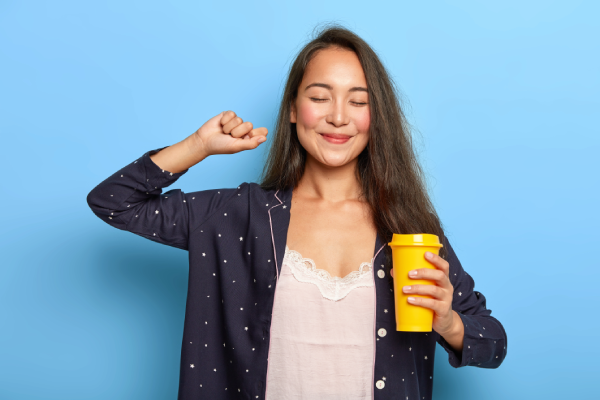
409 268 450 287
223 116 244 134
241 127 267 140
391 268 394 278
231 134 267 152
230 121 253 138
220 110 237 126
406 296 446 315
248 127 268 139
403 284 445 300
425 251 449 275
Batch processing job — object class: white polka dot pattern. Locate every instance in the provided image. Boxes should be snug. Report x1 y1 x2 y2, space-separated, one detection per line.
85 146 508 399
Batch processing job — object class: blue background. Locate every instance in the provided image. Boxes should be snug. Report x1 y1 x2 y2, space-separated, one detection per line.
1 0 598 399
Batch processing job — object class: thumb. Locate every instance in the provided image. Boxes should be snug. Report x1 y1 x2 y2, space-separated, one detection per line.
232 135 266 152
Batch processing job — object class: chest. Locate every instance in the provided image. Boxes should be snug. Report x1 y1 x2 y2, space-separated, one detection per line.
285 196 378 279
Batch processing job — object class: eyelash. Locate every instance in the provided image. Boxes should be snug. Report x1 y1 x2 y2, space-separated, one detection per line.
310 97 368 106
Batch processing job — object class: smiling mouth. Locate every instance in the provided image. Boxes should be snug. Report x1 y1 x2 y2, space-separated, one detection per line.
319 133 353 139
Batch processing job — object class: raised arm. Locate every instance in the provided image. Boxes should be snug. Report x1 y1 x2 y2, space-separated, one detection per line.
86 111 268 250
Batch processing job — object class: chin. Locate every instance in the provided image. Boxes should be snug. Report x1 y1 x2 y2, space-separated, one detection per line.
318 153 353 168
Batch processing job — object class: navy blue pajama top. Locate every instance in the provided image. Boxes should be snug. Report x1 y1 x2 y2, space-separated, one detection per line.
86 147 507 400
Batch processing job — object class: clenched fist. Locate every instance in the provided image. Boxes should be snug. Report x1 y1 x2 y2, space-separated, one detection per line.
193 111 269 156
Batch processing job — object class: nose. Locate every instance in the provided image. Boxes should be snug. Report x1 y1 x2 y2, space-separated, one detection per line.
325 98 350 127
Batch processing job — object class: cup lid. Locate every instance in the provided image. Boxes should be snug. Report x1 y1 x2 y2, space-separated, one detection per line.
388 233 443 247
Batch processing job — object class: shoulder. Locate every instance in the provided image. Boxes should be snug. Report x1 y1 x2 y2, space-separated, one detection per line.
246 182 285 204
184 182 280 203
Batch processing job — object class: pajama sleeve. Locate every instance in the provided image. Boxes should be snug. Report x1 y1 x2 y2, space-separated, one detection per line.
435 236 508 368
86 146 239 251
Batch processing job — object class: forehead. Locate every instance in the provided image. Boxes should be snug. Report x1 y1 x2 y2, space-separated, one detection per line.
302 47 367 87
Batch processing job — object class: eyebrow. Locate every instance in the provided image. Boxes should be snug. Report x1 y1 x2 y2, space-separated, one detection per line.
304 82 368 93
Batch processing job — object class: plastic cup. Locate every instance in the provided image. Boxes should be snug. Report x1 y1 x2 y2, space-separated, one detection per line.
388 233 443 332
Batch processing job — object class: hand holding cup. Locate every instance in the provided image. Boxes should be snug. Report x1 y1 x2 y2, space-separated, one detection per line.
391 250 456 336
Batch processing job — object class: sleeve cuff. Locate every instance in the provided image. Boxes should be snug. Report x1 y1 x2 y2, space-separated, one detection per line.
437 312 477 368
138 147 189 191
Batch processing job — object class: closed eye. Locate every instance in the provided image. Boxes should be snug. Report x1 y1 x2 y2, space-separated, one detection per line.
310 97 368 106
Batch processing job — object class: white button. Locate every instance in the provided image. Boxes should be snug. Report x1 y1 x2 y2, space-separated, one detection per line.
375 380 385 389
377 270 385 279
378 328 387 337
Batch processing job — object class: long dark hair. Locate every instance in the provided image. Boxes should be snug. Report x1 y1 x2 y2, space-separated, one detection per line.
259 24 447 276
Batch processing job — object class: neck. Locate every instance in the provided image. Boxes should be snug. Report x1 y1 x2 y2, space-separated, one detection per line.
295 153 363 203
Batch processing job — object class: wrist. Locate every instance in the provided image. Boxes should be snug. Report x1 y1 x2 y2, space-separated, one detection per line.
185 132 210 162
440 311 464 352
446 311 462 337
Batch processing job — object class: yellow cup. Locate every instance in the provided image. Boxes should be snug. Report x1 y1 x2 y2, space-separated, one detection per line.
388 233 443 332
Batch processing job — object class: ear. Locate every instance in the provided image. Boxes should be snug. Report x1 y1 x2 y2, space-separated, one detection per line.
290 100 297 123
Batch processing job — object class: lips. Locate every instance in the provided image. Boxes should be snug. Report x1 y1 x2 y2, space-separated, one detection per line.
319 133 352 139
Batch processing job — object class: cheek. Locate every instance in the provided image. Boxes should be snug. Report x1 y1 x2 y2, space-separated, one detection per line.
354 110 371 134
298 102 322 128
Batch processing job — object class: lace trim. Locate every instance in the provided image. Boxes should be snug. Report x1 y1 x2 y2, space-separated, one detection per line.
283 246 374 302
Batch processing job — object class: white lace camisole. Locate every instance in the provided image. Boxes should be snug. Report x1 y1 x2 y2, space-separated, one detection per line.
265 245 376 400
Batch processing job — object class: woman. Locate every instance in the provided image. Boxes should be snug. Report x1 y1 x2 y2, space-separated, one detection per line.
87 26 507 400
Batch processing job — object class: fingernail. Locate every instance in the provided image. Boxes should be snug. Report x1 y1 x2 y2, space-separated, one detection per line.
258 137 266 143
403 286 411 292
425 252 433 259
408 270 417 277
407 297 416 303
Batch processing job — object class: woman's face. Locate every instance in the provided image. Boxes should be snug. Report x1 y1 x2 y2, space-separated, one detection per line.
291 47 370 168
